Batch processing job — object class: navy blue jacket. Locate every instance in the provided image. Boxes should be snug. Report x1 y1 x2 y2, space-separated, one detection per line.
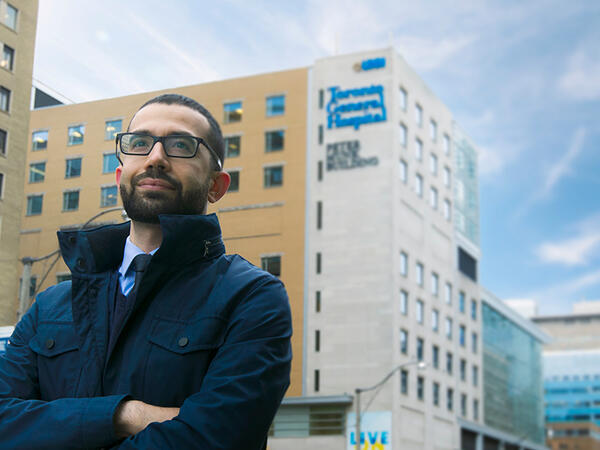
0 214 292 449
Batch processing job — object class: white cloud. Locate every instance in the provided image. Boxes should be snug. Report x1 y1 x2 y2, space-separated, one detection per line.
558 48 600 101
537 232 600 266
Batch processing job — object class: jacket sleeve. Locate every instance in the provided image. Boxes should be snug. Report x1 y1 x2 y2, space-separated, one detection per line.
0 300 129 450
115 276 293 450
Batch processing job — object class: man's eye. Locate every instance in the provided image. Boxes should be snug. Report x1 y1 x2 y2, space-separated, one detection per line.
131 139 149 148
170 139 193 151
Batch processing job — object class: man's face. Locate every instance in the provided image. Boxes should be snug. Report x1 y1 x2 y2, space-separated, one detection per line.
116 103 215 223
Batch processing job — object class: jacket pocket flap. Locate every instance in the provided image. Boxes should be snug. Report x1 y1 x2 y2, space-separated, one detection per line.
29 323 79 357
147 316 227 354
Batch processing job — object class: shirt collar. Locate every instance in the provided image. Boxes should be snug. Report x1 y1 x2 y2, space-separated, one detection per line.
118 236 159 277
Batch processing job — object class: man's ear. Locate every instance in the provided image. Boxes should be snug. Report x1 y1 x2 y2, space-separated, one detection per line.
115 166 122 186
207 171 231 203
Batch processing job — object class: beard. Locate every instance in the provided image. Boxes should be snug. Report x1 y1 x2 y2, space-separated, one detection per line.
120 168 210 224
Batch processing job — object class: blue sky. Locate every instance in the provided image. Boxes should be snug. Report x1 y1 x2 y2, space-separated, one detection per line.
34 1 600 315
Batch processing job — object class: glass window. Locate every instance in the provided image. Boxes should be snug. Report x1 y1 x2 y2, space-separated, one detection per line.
433 382 440 406
102 153 119 173
445 282 452 304
401 370 408 394
65 158 82 178
432 309 439 332
1 45 14 71
316 252 321 274
443 166 451 187
228 170 239 192
431 272 439 296
472 365 479 387
318 89 324 109
4 3 17 30
446 352 453 375
62 191 79 211
318 124 323 145
473 399 479 421
417 376 424 400
264 166 283 187
416 262 424 286
460 359 466 381
224 101 242 123
104 119 122 140
444 199 451 221
315 291 321 313
461 393 467 417
445 317 452 340
400 329 408 354
415 103 423 127
29 162 45 183
430 153 437 174
443 134 450 155
0 128 6 155
399 87 407 111
224 136 241 158
265 130 284 152
100 186 117 207
400 290 408 315
415 138 423 160
0 86 10 111
26 194 42 215
68 125 85 146
459 325 466 347
261 255 281 277
430 119 437 141
472 332 478 353
417 338 424 361
32 130 48 151
400 251 408 276
432 345 439 369
314 369 319 392
416 299 424 324
399 159 407 183
415 173 423 197
315 330 320 352
471 299 478 320
430 187 438 209
0 172 3 198
459 291 466 313
400 123 407 147
266 95 285 116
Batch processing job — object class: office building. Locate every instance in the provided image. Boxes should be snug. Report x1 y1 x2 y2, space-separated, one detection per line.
0 0 38 325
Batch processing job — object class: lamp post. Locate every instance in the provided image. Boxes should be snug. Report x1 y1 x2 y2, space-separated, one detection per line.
354 360 426 450
17 207 126 321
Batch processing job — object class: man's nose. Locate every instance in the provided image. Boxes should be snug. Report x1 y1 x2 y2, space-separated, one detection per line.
144 140 171 169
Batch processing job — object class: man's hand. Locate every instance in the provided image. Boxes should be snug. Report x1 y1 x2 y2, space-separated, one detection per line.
114 400 180 438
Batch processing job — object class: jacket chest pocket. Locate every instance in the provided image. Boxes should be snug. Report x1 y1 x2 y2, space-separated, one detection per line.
28 322 81 400
143 316 227 406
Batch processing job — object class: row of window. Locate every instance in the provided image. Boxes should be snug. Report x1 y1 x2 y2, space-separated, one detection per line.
400 155 451 188
32 119 123 150
223 95 285 124
223 130 285 157
406 168 452 220
226 165 284 193
28 153 119 183
26 186 118 215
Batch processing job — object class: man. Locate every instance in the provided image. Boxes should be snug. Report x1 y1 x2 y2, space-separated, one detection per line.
0 94 292 449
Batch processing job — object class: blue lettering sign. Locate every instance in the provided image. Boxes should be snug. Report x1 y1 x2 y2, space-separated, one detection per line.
326 85 387 130
361 57 386 71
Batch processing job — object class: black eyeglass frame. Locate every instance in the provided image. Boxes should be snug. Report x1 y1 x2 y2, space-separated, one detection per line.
115 132 222 170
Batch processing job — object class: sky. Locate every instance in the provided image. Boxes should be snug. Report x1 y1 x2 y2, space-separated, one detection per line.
33 0 600 315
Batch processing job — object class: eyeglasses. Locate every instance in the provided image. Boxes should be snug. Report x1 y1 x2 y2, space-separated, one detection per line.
115 132 222 170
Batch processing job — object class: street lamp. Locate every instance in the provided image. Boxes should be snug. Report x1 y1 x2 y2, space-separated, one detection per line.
354 360 426 450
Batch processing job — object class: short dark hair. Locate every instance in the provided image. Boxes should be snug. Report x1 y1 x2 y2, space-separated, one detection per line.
133 93 224 170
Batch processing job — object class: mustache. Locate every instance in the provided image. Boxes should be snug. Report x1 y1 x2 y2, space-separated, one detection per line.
130 168 182 191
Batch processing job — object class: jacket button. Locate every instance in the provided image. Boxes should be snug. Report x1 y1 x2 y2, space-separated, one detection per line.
178 337 189 347
45 338 55 349
68 236 76 244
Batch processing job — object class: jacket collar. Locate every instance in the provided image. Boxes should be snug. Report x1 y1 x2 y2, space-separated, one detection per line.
58 213 225 274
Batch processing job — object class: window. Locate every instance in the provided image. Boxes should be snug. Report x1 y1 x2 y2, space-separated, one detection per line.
432 345 439 369
62 190 79 211
443 134 450 155
29 162 45 183
460 359 466 381
26 194 42 215
266 95 285 116
265 130 284 152
415 173 423 197
317 161 323 181
431 272 439 296
104 119 122 140
316 252 321 274
445 317 452 340
472 365 479 387
223 101 242 123
318 125 323 145
261 255 281 277
315 291 321 313
430 119 437 141
430 187 438 209
0 128 6 155
445 282 452 304
471 299 478 320
65 158 82 178
433 382 440 406
102 153 119 173
264 165 283 187
67 125 84 146
443 166 451 187
416 262 424 286
415 138 423 160
459 325 466 347
458 247 478 282
316 201 322 229
399 159 407 183
399 87 407 111
314 369 320 392
318 89 324 109
224 136 241 158
472 332 478 354
0 172 3 198
315 330 320 352
400 123 407 147
446 352 453 374
431 309 439 332
4 3 17 30
417 337 424 361
400 290 408 315
459 291 465 313
32 130 48 151
416 300 424 324
461 394 467 417
417 376 424 400
400 329 408 354
444 199 451 221
400 251 408 276
415 103 423 127
473 399 479 421
0 86 10 112
227 171 239 192
400 369 408 394
430 153 438 174
447 388 454 411
1 44 14 71
101 186 117 207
